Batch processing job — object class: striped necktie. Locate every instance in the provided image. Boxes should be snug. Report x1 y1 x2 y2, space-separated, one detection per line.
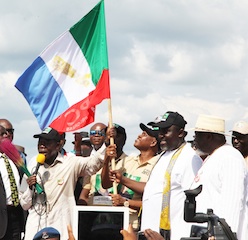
3 154 19 206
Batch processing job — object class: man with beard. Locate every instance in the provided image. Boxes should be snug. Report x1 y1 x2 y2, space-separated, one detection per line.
191 114 247 240
140 112 202 240
109 112 202 240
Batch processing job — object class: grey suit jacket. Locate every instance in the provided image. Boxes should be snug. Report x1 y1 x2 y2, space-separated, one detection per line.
0 173 7 238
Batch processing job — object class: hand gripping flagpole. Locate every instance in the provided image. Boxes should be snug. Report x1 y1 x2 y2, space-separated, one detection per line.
108 99 117 194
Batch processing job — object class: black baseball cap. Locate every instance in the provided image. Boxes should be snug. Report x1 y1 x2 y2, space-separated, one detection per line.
153 111 187 129
147 115 163 126
105 123 126 136
33 127 62 142
113 123 126 135
140 123 159 138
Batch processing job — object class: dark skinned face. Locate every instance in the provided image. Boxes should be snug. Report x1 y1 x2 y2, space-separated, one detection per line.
0 126 7 142
158 125 183 151
38 138 60 164
0 120 14 142
194 131 210 155
89 123 106 150
232 131 248 157
134 131 157 151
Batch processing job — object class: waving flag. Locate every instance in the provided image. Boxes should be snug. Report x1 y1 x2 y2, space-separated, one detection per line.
15 0 110 132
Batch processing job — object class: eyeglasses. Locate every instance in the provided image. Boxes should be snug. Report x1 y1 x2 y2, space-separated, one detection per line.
0 131 7 137
90 130 105 136
6 128 14 134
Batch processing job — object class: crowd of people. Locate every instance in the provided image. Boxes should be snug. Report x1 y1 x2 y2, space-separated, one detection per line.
0 112 247 240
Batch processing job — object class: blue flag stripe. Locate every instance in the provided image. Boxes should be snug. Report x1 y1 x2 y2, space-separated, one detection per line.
15 57 69 129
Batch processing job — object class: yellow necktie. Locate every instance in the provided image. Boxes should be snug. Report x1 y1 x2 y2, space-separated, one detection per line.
160 143 186 230
3 154 19 206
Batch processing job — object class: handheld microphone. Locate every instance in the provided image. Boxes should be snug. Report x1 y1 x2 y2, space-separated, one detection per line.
33 153 46 175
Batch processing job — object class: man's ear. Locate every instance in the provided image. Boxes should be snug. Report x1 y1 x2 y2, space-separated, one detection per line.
178 128 185 138
150 138 158 147
60 139 66 147
56 141 61 151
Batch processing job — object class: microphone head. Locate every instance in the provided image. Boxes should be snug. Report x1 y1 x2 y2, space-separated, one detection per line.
37 153 46 164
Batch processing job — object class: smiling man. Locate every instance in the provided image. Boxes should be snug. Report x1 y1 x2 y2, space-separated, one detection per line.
19 127 115 240
140 111 202 240
101 112 203 240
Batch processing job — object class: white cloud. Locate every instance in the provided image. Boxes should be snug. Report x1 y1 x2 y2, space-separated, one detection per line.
0 71 18 90
219 37 247 68
1 0 248 159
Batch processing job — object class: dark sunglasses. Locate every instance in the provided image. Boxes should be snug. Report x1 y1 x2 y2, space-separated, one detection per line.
0 131 7 136
6 128 14 134
90 130 105 136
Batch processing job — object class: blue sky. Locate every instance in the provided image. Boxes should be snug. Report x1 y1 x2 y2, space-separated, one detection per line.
1 0 248 158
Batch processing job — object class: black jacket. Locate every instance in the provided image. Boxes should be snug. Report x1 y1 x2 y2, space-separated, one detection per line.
0 173 7 238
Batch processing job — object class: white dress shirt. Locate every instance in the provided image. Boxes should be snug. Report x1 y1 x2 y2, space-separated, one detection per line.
141 143 203 240
20 146 105 240
191 144 248 240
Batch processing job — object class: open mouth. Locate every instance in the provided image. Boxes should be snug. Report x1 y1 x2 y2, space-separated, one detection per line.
39 151 47 156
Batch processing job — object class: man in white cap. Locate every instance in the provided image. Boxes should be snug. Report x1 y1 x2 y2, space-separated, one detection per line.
191 114 248 240
231 120 248 168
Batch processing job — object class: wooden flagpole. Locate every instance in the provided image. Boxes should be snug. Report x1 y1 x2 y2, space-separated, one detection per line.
108 98 117 194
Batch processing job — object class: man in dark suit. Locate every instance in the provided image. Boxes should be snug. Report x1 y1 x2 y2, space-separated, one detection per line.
0 173 8 238
0 125 23 240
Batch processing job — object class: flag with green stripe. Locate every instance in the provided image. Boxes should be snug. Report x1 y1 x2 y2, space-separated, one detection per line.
15 0 110 132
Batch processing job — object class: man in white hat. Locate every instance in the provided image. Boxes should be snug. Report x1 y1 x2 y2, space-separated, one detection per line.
191 114 248 240
231 120 248 168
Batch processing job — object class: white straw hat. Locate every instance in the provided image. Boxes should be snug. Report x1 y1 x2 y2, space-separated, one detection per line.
231 120 248 135
191 114 226 135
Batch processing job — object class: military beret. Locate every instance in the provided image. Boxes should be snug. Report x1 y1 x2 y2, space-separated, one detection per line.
33 227 60 239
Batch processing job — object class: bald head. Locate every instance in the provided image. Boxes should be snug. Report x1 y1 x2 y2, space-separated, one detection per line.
90 122 106 131
0 119 14 141
0 119 12 128
90 122 106 150
0 125 6 133
0 125 7 147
